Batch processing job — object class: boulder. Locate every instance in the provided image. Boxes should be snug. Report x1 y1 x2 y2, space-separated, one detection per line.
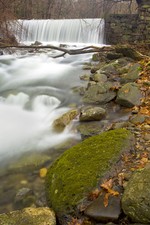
79 106 106 121
82 82 116 104
106 52 123 60
115 46 143 61
120 63 141 83
0 207 56 225
116 83 142 107
91 73 107 83
45 129 133 220
52 109 78 132
77 120 109 139
122 164 150 223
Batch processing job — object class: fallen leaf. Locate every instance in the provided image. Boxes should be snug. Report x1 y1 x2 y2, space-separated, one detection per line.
103 193 110 207
39 168 47 178
101 178 113 190
88 188 100 200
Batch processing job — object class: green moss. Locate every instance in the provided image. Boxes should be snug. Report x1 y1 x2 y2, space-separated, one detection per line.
46 128 132 214
0 207 56 225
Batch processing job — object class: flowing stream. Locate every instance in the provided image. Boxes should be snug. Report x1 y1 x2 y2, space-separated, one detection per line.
0 19 106 212
0 18 105 166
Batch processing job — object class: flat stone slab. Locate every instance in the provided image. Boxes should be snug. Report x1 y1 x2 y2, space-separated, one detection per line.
84 194 121 223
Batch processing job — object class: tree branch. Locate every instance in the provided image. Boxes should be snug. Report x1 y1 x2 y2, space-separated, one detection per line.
0 44 113 57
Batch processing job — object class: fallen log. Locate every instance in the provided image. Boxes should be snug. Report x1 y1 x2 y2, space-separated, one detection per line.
0 44 114 58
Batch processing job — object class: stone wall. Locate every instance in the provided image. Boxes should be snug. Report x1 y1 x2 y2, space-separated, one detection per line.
105 0 150 44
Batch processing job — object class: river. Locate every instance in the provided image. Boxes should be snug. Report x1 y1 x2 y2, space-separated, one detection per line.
0 18 105 212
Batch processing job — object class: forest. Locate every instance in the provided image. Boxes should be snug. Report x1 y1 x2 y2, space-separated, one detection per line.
0 0 138 20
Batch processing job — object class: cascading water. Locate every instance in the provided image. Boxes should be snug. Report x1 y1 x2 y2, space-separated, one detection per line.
0 54 86 165
0 18 106 212
15 18 105 45
0 19 105 165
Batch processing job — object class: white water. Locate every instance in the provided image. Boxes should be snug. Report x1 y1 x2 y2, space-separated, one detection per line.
0 54 86 164
0 18 105 165
15 18 105 45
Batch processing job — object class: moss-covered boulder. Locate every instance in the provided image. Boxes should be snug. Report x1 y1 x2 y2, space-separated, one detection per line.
122 164 150 223
0 207 56 225
46 129 133 218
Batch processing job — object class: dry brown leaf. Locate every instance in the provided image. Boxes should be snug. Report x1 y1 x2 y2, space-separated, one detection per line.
100 178 113 190
103 193 110 207
88 188 100 200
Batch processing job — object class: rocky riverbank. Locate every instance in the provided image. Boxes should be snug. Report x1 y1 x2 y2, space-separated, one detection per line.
0 45 149 225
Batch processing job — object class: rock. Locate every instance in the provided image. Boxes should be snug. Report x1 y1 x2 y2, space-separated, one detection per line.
82 82 116 104
53 109 78 132
120 63 141 83
79 106 106 121
0 50 3 55
111 121 131 129
116 83 142 107
45 129 133 219
32 41 42 46
80 74 90 81
92 53 100 61
14 188 35 209
77 121 109 139
106 52 123 60
129 114 146 125
0 207 56 225
122 164 150 223
115 46 143 60
8 153 51 173
84 194 121 223
99 64 118 77
91 73 108 83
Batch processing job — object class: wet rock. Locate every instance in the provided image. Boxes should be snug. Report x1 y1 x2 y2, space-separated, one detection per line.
8 153 51 173
92 53 100 61
45 129 133 219
0 50 3 55
84 194 121 223
32 41 42 46
120 63 141 83
122 164 150 223
116 83 142 107
77 121 109 139
82 82 116 104
14 188 35 209
79 106 106 121
53 109 78 132
80 74 90 81
0 207 56 225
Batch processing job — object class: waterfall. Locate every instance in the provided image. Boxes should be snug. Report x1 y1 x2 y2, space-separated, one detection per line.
16 19 105 44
